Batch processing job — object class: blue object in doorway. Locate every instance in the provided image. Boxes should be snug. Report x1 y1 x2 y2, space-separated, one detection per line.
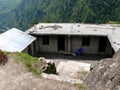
76 48 83 56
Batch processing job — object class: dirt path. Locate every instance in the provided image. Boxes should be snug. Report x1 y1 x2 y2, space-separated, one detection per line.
0 57 78 90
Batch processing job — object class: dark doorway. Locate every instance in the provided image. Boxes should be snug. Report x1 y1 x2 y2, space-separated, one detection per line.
98 37 107 53
28 45 32 55
57 36 65 51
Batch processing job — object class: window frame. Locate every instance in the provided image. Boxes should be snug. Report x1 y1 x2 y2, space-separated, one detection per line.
82 36 90 46
42 35 49 45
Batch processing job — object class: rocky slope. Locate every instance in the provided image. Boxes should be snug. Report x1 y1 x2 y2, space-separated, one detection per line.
84 50 120 90
0 55 78 90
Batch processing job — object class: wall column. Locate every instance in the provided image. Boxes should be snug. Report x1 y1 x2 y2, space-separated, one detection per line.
68 35 71 52
31 43 34 55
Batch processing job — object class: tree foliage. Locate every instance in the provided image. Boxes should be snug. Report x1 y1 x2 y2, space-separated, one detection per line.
0 0 120 31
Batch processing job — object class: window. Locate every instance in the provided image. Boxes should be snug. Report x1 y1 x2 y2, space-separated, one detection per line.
42 35 49 45
82 36 90 46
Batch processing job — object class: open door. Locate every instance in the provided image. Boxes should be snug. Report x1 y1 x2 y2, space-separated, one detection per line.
57 36 65 51
98 37 107 53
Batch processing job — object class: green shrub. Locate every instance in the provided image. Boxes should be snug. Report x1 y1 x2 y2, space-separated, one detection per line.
12 52 41 76
74 84 86 90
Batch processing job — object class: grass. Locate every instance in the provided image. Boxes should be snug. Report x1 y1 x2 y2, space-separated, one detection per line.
3 51 88 89
106 21 120 24
74 84 86 90
5 51 42 76
74 71 88 90
81 71 88 76
76 71 88 81
13 52 42 76
4 51 57 76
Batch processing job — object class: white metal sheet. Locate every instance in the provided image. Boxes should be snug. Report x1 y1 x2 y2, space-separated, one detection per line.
0 28 36 52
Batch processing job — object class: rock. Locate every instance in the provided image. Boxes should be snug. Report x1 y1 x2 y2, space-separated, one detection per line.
90 62 99 71
84 50 120 90
41 73 83 84
32 59 57 74
57 61 90 79
38 57 45 61
0 50 8 65
42 60 57 74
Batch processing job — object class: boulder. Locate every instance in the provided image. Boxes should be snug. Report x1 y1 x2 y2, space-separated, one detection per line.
57 61 90 79
32 58 57 74
42 60 57 74
0 50 8 65
84 50 120 90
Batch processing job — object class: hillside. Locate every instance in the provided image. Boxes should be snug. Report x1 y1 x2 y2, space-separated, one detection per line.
0 53 79 90
0 0 22 14
0 0 120 31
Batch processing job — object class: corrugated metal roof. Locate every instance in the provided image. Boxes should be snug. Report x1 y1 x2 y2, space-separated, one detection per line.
0 28 36 52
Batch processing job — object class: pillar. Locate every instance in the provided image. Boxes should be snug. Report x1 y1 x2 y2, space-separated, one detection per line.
68 35 71 53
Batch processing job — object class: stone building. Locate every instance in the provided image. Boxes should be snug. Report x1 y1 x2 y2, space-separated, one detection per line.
26 23 120 56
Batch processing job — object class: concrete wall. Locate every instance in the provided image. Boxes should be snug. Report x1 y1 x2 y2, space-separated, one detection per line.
36 35 100 54
70 36 99 54
71 36 82 53
37 35 58 52
32 35 113 55
23 40 37 56
34 35 69 53
23 48 28 53
33 39 39 53
105 39 113 55
70 36 113 55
